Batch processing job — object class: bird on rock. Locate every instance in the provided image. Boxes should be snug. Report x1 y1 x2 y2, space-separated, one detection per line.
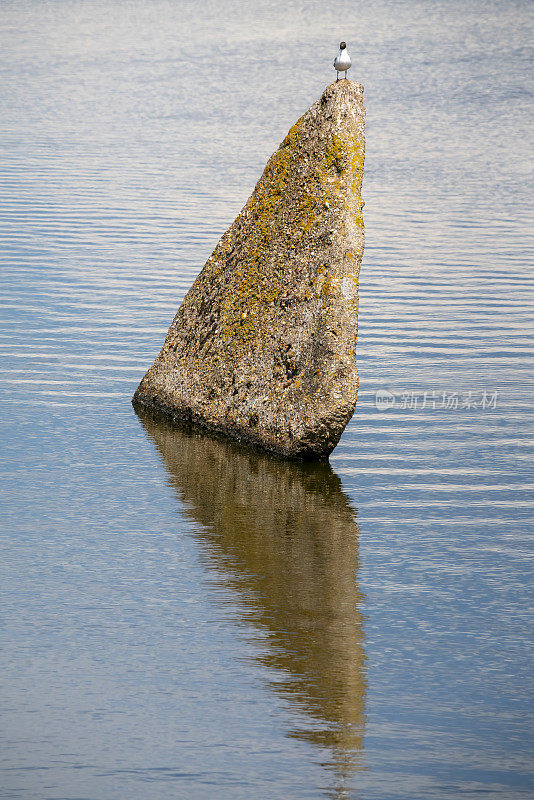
333 41 351 80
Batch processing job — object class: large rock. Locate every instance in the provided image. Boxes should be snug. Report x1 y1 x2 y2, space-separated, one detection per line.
133 80 365 459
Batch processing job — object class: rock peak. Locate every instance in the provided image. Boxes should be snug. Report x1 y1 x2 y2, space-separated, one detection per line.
133 82 366 460
324 79 364 93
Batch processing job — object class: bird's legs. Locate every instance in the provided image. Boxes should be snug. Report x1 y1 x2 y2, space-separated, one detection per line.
336 72 339 81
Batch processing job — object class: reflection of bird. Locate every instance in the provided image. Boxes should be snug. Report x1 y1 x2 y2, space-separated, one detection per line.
334 41 351 80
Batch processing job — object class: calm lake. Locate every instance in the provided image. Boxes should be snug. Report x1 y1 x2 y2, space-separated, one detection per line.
1 1 533 798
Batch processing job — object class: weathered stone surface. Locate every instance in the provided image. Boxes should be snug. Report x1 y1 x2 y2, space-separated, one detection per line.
133 80 365 459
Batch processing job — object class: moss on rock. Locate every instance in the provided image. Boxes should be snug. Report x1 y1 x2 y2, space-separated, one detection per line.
133 80 365 459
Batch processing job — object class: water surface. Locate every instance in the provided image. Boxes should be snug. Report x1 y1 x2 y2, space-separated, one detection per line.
1 1 533 798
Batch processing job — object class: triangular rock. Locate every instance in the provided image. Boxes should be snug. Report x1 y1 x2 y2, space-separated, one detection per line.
133 80 365 459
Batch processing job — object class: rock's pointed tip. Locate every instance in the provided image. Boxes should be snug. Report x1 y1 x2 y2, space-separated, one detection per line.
324 79 364 94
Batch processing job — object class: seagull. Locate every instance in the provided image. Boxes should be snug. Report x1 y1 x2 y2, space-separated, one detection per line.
333 41 351 80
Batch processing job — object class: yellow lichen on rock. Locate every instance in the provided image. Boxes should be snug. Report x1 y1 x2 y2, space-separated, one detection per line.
133 80 366 460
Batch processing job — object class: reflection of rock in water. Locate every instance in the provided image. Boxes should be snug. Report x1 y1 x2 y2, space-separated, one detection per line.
137 410 366 786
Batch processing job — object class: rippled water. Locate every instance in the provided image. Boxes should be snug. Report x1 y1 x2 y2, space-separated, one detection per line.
1 1 533 798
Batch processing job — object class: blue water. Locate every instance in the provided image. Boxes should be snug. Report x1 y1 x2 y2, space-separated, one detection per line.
1 1 533 798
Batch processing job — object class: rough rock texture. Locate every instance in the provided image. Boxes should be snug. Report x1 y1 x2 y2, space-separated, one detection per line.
133 80 365 459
